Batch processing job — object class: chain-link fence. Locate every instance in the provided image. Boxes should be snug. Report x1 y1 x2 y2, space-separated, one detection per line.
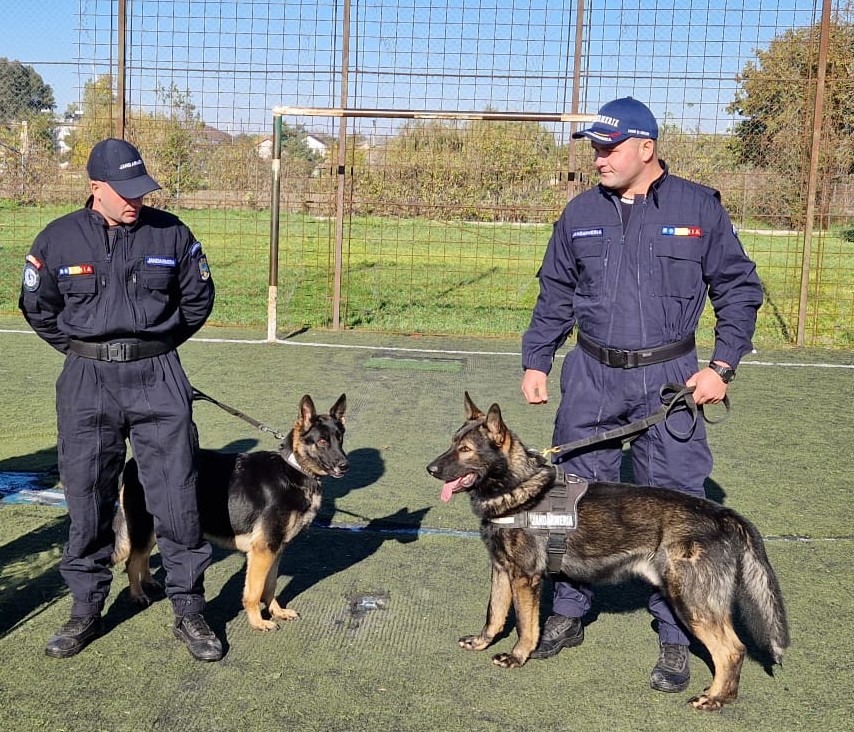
1 1 852 347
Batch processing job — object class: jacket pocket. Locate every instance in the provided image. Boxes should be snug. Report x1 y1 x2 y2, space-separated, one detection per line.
135 269 177 326
651 237 702 299
57 275 98 333
573 238 606 297
57 274 97 295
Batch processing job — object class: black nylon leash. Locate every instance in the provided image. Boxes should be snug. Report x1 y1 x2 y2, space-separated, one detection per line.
191 386 287 441
541 383 730 460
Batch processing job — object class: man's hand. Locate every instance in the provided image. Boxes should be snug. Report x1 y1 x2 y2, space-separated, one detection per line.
686 366 729 405
521 369 549 404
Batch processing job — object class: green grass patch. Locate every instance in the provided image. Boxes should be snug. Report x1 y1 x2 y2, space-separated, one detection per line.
2 206 851 346
364 356 464 372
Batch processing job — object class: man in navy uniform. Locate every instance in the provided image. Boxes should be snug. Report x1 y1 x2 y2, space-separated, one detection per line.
520 98 763 692
20 138 222 661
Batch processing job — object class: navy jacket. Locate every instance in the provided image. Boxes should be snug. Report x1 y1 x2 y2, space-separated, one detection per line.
522 165 763 373
19 203 214 353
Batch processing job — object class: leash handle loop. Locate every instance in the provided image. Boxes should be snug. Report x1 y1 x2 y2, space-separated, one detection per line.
658 383 697 440
542 381 730 459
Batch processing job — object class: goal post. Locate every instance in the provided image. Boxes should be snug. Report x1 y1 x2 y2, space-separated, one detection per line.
267 106 596 340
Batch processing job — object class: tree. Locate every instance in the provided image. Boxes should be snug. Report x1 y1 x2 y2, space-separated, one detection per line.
356 118 563 221
727 15 854 226
0 58 55 122
128 84 205 199
68 75 119 168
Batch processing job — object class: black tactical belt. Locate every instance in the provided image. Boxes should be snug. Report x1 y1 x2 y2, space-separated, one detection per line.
68 339 173 362
577 331 695 369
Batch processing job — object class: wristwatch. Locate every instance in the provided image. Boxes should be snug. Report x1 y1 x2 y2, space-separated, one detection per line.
709 362 736 383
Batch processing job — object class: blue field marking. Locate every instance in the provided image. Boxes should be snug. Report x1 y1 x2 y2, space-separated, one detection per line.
0 472 65 507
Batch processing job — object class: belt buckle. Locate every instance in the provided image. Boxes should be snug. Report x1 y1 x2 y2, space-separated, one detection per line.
106 343 133 361
609 349 631 368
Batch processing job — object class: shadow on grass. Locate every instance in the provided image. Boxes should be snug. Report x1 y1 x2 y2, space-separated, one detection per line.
0 513 69 637
142 445 433 647
203 446 431 632
0 445 59 475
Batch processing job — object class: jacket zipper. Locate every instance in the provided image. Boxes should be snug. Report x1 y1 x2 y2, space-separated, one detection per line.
604 194 623 346
637 197 649 347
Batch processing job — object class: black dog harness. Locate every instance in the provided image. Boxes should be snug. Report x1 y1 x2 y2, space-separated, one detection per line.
489 467 588 574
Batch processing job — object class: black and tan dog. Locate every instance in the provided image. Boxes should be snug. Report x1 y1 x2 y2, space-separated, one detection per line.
426 393 789 711
113 393 347 631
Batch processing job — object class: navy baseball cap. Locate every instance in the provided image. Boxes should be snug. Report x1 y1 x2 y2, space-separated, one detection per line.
86 138 161 199
572 97 658 146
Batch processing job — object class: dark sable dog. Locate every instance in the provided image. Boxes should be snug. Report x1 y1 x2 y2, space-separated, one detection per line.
426 393 789 711
113 393 347 631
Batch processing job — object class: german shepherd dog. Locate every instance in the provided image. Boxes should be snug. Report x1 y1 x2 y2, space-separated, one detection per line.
113 393 348 631
426 393 789 711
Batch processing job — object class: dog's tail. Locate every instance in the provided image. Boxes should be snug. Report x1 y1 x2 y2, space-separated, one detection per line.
110 459 137 566
736 517 790 664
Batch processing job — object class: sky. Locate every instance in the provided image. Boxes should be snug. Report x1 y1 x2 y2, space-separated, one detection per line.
0 0 826 136
1 0 82 115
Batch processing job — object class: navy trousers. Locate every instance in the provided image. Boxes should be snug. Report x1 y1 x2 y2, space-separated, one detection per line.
551 347 712 646
55 351 211 618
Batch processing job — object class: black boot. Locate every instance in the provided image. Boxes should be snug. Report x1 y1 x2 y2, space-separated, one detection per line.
650 643 691 692
45 614 102 658
529 615 584 660
173 614 223 661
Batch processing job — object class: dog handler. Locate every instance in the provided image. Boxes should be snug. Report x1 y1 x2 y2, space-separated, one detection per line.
19 138 222 661
520 98 763 692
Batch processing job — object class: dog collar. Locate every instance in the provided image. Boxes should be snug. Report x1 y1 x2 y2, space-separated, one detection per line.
284 449 313 477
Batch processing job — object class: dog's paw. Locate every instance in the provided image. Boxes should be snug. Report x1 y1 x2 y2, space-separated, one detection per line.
128 577 162 607
688 693 726 712
270 606 300 621
249 618 280 632
458 634 490 651
491 652 525 669
129 590 153 607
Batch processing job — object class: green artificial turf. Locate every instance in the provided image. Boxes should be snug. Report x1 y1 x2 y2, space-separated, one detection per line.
0 325 851 731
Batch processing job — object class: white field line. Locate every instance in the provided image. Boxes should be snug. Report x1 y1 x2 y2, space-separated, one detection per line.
2 329 850 369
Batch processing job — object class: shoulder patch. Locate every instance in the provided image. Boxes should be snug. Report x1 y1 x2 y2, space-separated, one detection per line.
23 264 40 291
190 241 203 257
26 254 44 270
198 255 211 281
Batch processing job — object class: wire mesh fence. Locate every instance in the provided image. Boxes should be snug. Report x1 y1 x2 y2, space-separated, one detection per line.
1 0 852 347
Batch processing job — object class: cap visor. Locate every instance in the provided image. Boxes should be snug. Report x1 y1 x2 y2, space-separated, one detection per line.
571 129 630 145
108 175 161 199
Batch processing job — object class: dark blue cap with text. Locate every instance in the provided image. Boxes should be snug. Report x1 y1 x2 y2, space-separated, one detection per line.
86 138 161 199
572 97 659 146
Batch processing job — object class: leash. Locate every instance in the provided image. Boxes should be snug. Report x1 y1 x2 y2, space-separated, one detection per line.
541 383 730 460
191 386 287 441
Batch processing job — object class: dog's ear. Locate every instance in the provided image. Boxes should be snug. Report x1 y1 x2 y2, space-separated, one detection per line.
464 391 484 420
485 403 508 445
330 393 347 423
298 394 317 428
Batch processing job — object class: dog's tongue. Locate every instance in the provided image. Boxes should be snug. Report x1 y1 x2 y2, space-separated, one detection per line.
440 476 466 502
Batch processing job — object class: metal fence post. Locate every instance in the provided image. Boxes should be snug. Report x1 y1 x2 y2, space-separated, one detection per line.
797 0 832 346
268 114 283 342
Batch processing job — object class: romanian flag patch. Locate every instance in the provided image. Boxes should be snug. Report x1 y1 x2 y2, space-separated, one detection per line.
661 226 702 237
58 264 95 277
